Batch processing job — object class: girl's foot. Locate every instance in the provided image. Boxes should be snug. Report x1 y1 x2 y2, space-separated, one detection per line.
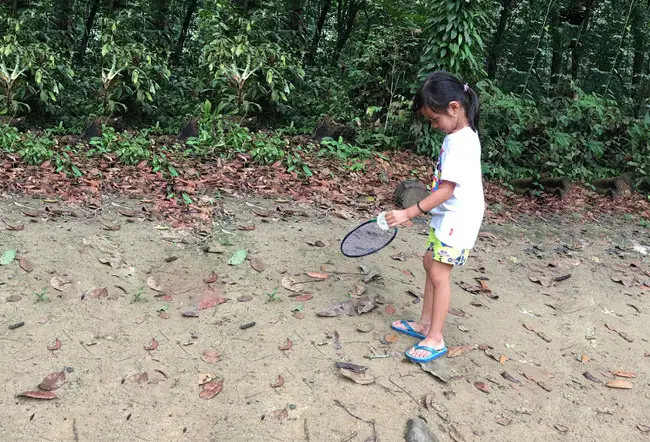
391 320 430 337
407 337 446 360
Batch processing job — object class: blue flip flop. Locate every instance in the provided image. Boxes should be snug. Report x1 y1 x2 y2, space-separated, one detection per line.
405 344 448 363
391 320 426 340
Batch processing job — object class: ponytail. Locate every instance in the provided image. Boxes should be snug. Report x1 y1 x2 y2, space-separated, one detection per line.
414 71 480 133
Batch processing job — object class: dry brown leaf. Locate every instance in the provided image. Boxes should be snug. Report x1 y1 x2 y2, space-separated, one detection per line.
606 379 633 389
16 390 57 400
271 408 289 420
50 276 71 291
201 349 222 364
238 224 256 231
496 417 512 426
611 370 636 378
250 258 265 272
47 338 62 351
293 294 313 301
554 424 569 433
134 372 149 385
339 368 375 385
384 304 396 315
19 258 33 272
147 276 163 292
89 287 108 300
306 272 329 280
281 276 303 293
198 286 227 309
270 375 285 388
384 334 399 344
474 381 489 393
199 380 223 399
446 345 474 358
203 272 217 284
39 371 66 391
293 312 305 319
144 338 158 351
279 338 293 351
638 424 650 433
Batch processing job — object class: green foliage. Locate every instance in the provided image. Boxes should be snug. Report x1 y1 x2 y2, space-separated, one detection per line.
418 0 491 82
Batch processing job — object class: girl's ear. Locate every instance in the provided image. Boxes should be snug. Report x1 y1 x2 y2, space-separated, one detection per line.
447 101 461 115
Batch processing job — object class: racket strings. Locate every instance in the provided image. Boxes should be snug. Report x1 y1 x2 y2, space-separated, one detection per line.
340 221 397 257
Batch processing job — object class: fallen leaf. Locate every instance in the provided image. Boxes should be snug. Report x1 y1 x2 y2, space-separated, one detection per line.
294 312 305 319
134 372 149 385
356 323 374 333
335 210 352 220
16 391 57 400
199 380 223 399
182 308 199 317
279 338 293 351
201 349 222 364
501 372 520 383
384 304 396 315
198 286 227 309
4 223 24 231
270 375 285 388
496 417 512 426
307 240 327 247
238 224 256 231
270 407 289 420
390 252 407 261
293 294 313 301
47 338 62 351
554 424 569 433
638 424 650 433
401 269 414 277
118 209 136 217
250 257 265 272
50 276 71 291
384 334 399 344
606 379 633 389
7 294 21 302
458 325 469 332
240 322 256 329
281 276 304 293
449 424 465 442
147 276 163 292
203 272 217 284
339 368 375 385
89 287 108 300
499 355 509 364
19 258 33 272
611 370 636 379
228 249 247 265
144 338 158 351
198 373 214 385
238 295 253 302
39 372 66 391
159 311 169 319
0 249 17 265
351 283 367 297
528 274 551 287
474 381 489 393
419 363 449 383
306 272 329 280
448 307 466 317
447 345 474 358
583 372 602 383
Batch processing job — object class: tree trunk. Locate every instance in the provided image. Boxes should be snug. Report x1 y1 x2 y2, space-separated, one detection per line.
77 0 101 62
487 0 516 79
631 1 648 86
549 4 564 87
307 0 332 64
570 0 597 81
173 0 199 65
334 0 362 60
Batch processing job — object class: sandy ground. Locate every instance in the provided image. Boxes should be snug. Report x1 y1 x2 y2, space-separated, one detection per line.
0 195 649 442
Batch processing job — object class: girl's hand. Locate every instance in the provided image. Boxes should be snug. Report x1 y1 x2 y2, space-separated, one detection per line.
385 209 411 228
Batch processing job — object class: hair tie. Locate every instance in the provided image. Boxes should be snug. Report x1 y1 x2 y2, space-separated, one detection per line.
463 83 470 92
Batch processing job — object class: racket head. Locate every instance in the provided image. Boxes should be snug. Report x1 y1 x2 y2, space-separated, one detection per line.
340 219 398 258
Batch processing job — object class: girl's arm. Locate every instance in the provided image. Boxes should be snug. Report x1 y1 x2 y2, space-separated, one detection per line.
385 181 455 227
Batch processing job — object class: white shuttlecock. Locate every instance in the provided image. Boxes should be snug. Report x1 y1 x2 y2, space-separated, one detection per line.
376 211 389 230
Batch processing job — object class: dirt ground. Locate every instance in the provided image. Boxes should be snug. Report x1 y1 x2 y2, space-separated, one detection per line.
0 195 649 442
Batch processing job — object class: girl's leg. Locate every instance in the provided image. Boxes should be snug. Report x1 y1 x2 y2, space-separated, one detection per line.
392 252 435 335
407 260 453 359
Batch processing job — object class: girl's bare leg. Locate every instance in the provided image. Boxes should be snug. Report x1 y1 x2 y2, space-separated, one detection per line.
392 252 435 335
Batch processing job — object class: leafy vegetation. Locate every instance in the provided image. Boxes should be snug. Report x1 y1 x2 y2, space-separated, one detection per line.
0 0 649 191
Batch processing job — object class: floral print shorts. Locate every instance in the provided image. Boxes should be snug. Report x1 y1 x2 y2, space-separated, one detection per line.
426 228 469 266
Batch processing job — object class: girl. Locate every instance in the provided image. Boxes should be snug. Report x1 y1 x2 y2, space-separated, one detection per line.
386 71 484 364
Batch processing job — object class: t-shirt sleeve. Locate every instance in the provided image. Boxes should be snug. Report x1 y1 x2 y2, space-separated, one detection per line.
439 140 467 185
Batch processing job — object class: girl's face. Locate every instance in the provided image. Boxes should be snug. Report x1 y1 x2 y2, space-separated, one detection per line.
420 103 464 134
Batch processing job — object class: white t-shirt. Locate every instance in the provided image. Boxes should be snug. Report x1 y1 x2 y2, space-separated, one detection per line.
429 127 485 249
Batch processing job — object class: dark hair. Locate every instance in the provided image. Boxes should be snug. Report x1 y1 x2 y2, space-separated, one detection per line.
413 71 480 132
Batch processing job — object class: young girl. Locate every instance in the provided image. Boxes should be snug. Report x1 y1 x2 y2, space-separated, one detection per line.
386 71 484 363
